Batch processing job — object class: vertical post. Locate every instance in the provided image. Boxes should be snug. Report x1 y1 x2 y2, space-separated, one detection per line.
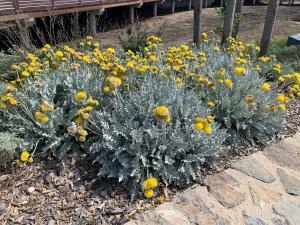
252 0 256 5
259 0 279 56
193 0 203 47
17 19 34 48
188 0 192 10
204 0 208 8
171 0 176 13
220 0 223 7
153 2 158 16
89 11 97 37
221 0 236 45
129 6 135 24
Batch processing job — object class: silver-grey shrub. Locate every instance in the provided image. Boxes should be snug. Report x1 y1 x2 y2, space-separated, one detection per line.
88 76 227 195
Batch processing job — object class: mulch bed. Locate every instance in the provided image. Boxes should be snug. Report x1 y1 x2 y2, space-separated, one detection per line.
0 100 299 225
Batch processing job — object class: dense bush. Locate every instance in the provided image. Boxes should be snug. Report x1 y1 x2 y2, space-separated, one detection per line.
88 76 226 196
0 35 293 197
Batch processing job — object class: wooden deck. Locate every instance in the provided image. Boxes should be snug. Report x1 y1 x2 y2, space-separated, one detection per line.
0 0 158 22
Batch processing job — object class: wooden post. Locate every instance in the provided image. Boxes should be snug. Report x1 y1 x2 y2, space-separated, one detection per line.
220 0 224 7
171 0 176 13
17 18 35 48
193 0 203 47
188 0 192 10
153 2 158 16
129 6 135 24
89 11 97 37
221 0 236 45
259 0 279 56
204 0 208 8
252 0 256 5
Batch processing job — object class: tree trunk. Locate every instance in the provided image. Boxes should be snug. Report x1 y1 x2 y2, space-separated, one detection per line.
193 0 203 47
232 0 244 38
259 0 279 56
221 0 236 45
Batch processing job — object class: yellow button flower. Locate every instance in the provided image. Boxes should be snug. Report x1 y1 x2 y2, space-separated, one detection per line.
261 83 270 92
75 91 87 103
20 151 30 162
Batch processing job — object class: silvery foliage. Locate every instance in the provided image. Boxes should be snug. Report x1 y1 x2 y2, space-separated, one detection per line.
0 64 105 160
88 76 227 195
0 132 23 168
190 45 284 145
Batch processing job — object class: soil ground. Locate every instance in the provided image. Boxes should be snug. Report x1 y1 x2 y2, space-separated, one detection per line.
99 5 300 47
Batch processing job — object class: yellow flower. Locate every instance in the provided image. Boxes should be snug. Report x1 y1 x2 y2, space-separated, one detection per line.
75 91 87 103
35 111 49 123
261 83 270 92
278 77 285 82
203 125 212 135
149 55 157 62
79 136 86 142
153 106 171 123
278 104 286 111
234 67 246 75
28 157 33 164
207 115 215 123
16 159 24 167
217 69 225 78
277 94 286 103
194 122 204 131
143 177 158 190
20 151 30 162
82 55 90 64
144 189 154 199
22 70 30 77
103 86 110 93
75 117 84 125
213 46 220 52
207 101 215 108
79 129 88 136
106 76 122 88
55 51 64 58
224 79 233 89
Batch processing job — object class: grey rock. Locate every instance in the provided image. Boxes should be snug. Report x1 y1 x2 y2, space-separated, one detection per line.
264 138 300 171
273 202 300 225
233 157 275 183
204 172 239 187
134 211 173 225
173 187 207 210
243 212 268 225
277 168 300 196
204 172 246 208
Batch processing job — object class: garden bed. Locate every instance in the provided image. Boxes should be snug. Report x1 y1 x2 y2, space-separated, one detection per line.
0 33 300 224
